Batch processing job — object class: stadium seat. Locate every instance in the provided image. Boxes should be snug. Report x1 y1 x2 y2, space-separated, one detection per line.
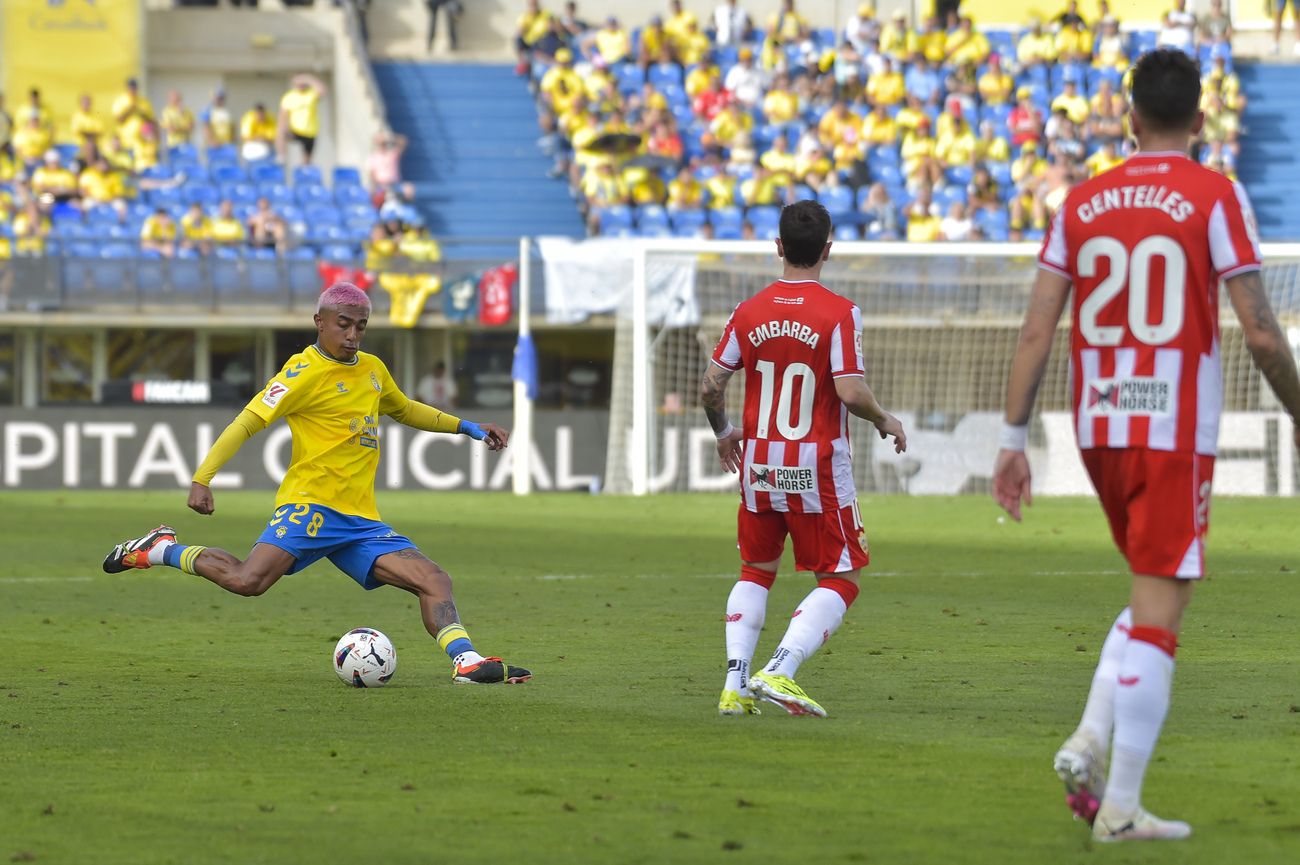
615 63 645 94
293 165 323 187
593 205 633 232
304 203 344 228
668 208 706 234
710 206 743 238
259 183 294 206
149 186 185 210
334 184 372 207
295 184 332 205
834 224 861 241
250 162 286 185
872 163 903 187
184 183 219 207
54 143 79 165
141 165 174 182
989 161 1013 186
746 205 780 233
936 186 968 210
333 166 363 188
648 63 683 89
206 144 238 165
1129 31 1159 57
344 203 377 222
221 183 257 206
212 164 248 185
818 186 854 220
322 244 358 261
945 165 974 187
637 204 669 231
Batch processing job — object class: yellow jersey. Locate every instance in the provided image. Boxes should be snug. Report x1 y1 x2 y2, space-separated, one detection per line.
245 345 411 521
280 89 321 138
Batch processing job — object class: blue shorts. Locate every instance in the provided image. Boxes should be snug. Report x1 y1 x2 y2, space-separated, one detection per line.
255 503 415 590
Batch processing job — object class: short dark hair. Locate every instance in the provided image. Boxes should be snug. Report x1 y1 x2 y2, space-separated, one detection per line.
779 200 832 268
1130 48 1201 133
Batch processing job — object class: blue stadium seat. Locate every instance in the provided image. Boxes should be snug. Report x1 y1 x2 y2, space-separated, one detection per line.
873 163 902 187
834 224 861 241
648 63 684 89
637 204 670 231
945 165 974 186
54 143 79 165
1019 65 1050 88
615 63 645 94
936 185 968 210
213 245 241 260
184 183 219 207
259 183 294 206
344 203 376 222
989 161 1013 186
293 165 323 187
206 145 238 165
149 186 185 209
280 203 305 223
711 206 743 237
1129 31 1159 57
334 185 372 207
593 205 633 231
333 166 363 188
251 162 286 185
295 184 332 205
141 165 174 182
212 163 248 185
818 186 854 219
304 203 343 227
668 208 706 233
221 183 257 206
247 246 278 261
322 244 358 261
169 143 199 163
979 104 1011 130
671 103 694 127
746 205 780 233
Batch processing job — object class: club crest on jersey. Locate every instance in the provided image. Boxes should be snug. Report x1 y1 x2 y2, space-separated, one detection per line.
1085 377 1173 416
748 463 816 493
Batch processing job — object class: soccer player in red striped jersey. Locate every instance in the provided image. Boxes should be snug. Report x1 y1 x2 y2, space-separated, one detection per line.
701 200 907 718
994 49 1300 842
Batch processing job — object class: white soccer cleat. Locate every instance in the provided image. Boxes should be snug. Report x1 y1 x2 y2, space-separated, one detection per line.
1092 807 1192 842
1053 731 1107 824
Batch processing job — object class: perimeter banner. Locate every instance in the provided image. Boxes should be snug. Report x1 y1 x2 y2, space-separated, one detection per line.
1 0 142 140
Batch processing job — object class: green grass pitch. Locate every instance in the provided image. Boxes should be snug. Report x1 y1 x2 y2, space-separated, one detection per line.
1 491 1298 865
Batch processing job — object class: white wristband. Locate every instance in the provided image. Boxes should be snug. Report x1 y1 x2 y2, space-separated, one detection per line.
715 422 735 440
999 423 1028 452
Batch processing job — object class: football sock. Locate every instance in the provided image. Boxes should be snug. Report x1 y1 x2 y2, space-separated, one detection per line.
1078 606 1133 745
436 624 482 667
148 539 175 566
1105 626 1177 815
161 544 207 575
763 578 859 679
725 568 773 694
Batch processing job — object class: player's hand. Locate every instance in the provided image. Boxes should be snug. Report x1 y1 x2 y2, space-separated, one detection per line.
992 449 1032 522
188 482 215 515
480 422 509 451
716 426 744 473
874 413 907 454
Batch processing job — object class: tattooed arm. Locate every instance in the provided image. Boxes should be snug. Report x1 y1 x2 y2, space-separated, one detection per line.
1227 270 1300 448
700 362 744 472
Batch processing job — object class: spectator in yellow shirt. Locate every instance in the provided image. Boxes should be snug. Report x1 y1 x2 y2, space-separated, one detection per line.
181 203 213 256
32 150 78 203
741 165 785 206
1016 19 1057 67
866 57 905 107
202 89 235 149
1205 56 1246 113
160 90 195 150
905 185 942 242
1085 138 1124 176
68 94 105 145
13 200 50 255
710 102 753 149
936 108 977 167
914 16 948 64
1056 19 1093 62
624 165 667 206
974 120 1011 163
209 199 247 246
1092 16 1127 70
861 103 898 147
674 20 711 66
514 0 553 73
945 17 990 66
685 63 720 99
111 78 154 150
78 157 121 206
665 0 698 42
140 208 178 258
540 49 584 115
582 162 629 209
279 73 326 165
817 102 861 150
762 74 801 125
1051 79 1089 126
901 118 943 189
16 89 52 134
794 145 832 190
13 116 53 173
978 55 1014 105
759 135 797 183
667 167 704 210
893 94 927 136
240 103 277 163
705 171 738 209
879 10 911 62
592 17 631 65
133 121 161 173
638 16 671 67
769 0 808 44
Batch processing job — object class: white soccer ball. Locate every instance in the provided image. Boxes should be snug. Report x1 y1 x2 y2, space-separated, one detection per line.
333 628 397 687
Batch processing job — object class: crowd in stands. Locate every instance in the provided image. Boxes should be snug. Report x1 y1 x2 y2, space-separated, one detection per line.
0 72 424 274
521 0 1245 242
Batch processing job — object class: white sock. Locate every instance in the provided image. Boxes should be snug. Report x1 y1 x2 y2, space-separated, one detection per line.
1105 637 1175 815
724 580 769 694
764 587 847 679
1077 606 1132 745
453 650 485 668
147 539 174 566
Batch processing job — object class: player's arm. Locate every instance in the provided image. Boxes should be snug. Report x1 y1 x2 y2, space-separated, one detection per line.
700 361 743 472
189 409 268 515
385 395 508 451
993 267 1072 521
1227 269 1300 449
833 376 906 453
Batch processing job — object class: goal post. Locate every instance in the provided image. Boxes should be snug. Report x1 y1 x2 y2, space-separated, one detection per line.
605 239 1300 497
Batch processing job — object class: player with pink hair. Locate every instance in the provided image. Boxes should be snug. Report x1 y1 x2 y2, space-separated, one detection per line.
103 283 532 685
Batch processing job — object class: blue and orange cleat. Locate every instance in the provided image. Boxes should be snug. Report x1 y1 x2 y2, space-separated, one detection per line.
102 525 176 574
452 657 532 684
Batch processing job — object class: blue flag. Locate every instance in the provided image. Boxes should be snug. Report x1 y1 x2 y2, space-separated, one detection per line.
512 332 539 401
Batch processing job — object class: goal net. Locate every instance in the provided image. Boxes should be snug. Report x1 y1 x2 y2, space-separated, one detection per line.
604 240 1300 497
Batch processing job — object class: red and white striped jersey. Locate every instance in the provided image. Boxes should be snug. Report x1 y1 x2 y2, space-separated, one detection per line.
1038 151 1262 455
711 278 865 513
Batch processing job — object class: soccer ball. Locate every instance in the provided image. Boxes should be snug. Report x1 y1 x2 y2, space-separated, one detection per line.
333 628 397 687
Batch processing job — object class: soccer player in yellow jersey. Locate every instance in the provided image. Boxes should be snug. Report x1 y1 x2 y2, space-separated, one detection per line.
104 283 531 686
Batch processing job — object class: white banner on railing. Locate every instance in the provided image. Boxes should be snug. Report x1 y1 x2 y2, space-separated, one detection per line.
538 236 698 326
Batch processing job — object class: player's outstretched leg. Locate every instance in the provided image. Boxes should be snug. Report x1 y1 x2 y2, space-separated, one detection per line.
372 548 531 685
1054 606 1132 825
719 564 775 716
103 527 293 596
748 574 859 718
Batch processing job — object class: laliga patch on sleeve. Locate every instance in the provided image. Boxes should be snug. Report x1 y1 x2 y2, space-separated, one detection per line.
262 381 291 408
